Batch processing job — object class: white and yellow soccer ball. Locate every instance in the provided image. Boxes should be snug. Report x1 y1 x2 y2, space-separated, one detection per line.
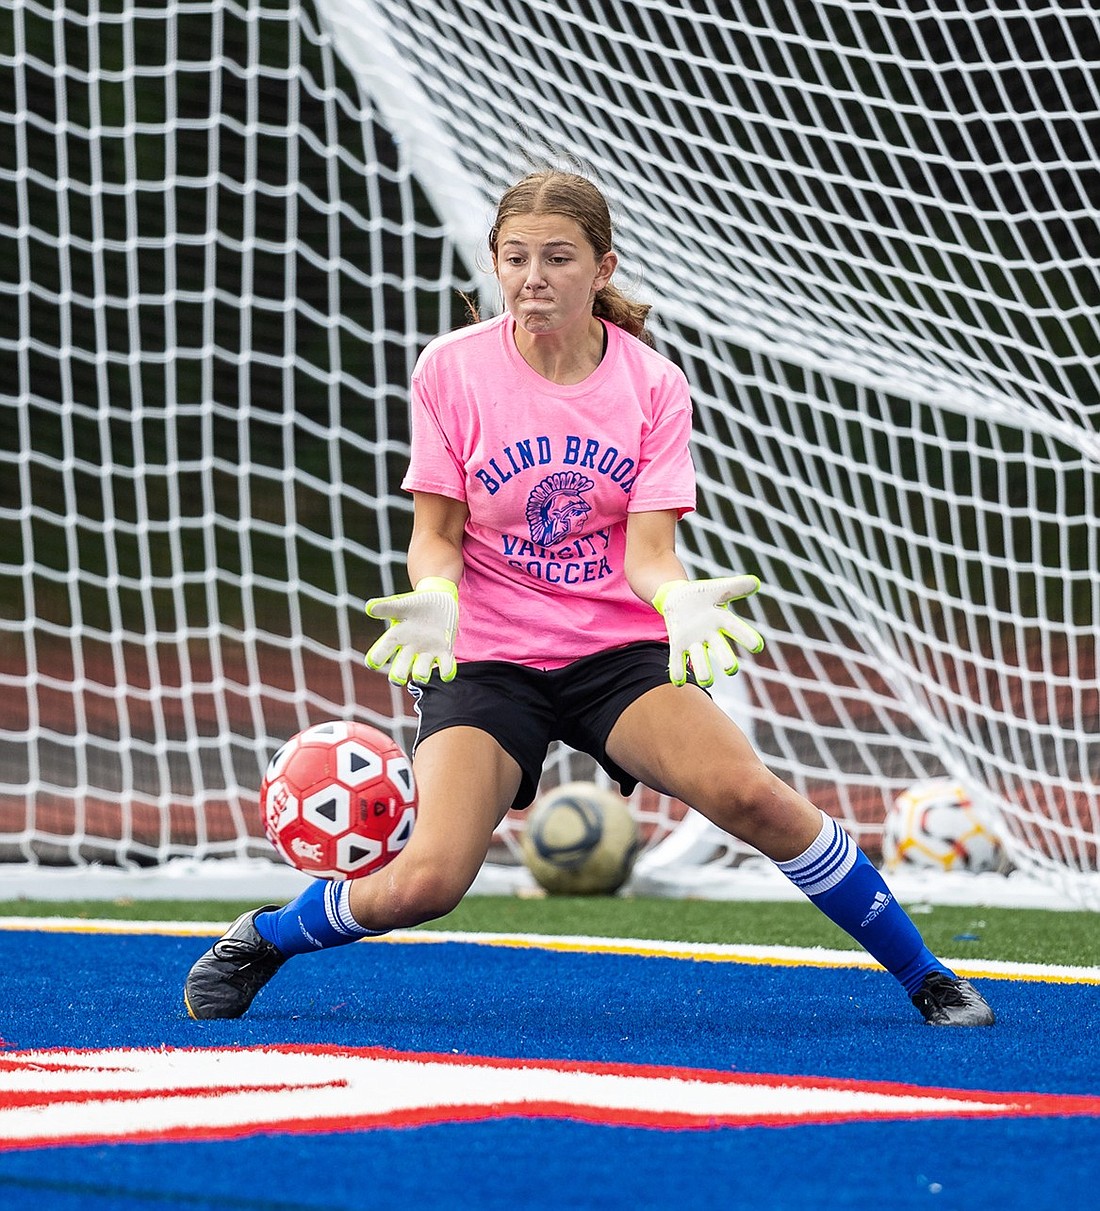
883 779 1005 874
521 781 640 895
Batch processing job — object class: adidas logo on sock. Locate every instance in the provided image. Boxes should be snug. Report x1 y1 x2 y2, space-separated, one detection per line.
860 890 893 928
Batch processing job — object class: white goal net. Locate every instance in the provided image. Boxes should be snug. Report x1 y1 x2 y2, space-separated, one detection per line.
2 0 1097 907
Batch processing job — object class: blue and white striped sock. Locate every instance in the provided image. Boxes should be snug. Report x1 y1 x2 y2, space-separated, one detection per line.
254 879 385 957
777 811 952 995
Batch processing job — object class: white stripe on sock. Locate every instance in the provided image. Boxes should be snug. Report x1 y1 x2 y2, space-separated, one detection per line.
324 881 377 938
775 811 857 897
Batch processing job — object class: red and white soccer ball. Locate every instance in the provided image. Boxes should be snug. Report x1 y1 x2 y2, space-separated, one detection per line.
883 779 1005 874
260 720 417 880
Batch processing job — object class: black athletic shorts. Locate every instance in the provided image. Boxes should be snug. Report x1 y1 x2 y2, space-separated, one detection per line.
407 640 699 809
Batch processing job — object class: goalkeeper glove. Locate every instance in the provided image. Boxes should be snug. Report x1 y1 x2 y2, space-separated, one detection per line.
364 576 459 685
652 576 764 687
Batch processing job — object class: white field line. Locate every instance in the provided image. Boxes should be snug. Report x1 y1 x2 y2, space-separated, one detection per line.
10 1045 1091 1141
1 917 1097 984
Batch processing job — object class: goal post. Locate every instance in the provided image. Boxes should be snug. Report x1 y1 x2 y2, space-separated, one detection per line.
2 0 1098 908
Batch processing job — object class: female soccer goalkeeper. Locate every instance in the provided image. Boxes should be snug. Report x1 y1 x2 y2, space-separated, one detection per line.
185 168 993 1028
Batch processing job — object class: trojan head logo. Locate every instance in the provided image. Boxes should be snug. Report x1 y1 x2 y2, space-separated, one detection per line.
526 472 594 546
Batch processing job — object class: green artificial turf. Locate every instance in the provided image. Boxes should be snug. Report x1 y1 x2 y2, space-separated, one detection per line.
1 895 1095 967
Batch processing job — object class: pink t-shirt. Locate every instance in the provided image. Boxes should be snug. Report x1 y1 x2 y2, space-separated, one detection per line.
401 313 696 668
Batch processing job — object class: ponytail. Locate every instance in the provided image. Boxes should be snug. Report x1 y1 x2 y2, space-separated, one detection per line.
593 283 653 347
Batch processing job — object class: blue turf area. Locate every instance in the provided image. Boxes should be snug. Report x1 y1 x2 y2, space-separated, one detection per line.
0 927 1097 1210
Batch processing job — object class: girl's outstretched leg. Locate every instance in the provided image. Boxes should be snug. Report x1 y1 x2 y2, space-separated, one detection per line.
183 725 520 1019
776 810 994 1025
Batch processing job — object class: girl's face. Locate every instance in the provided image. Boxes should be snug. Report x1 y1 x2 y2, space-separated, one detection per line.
493 213 616 337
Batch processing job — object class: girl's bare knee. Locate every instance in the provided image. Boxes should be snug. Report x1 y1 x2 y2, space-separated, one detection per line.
694 765 816 853
351 858 470 930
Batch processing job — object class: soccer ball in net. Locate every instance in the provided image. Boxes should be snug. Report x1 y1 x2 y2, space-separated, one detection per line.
521 781 640 896
260 720 417 880
882 779 1005 874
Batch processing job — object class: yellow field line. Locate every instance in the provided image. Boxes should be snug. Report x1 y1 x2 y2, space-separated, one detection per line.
2 917 1097 984
391 929 1100 984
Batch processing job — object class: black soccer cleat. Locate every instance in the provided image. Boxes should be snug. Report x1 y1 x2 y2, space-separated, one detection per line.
184 906 288 1020
911 972 995 1026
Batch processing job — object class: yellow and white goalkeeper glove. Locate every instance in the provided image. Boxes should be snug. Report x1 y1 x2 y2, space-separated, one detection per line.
364 577 459 685
652 576 765 687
